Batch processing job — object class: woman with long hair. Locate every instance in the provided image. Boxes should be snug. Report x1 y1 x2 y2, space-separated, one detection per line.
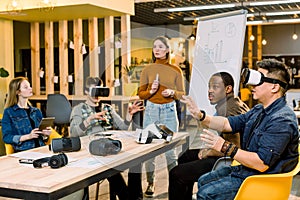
138 36 185 197
2 77 51 152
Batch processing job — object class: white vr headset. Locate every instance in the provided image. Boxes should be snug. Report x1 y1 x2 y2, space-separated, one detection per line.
136 122 174 144
241 68 288 89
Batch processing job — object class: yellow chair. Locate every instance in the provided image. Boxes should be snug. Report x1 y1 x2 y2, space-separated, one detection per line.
234 149 300 200
4 129 61 155
44 129 62 146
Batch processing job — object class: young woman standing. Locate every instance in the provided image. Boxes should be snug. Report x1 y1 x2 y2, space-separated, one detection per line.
138 36 185 197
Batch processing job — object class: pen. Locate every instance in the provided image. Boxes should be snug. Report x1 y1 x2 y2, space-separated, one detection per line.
156 73 159 81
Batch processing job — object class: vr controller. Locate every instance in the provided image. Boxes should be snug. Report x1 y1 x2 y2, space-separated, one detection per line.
89 86 110 97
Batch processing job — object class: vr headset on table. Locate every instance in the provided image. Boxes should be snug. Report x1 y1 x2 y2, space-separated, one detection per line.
241 68 288 89
136 122 174 144
89 86 110 97
89 137 122 156
49 137 81 153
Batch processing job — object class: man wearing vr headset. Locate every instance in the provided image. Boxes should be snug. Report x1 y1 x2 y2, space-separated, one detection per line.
181 59 299 200
70 77 144 136
70 77 144 200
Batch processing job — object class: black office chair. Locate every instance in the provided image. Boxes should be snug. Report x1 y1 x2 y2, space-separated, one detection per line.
46 94 72 137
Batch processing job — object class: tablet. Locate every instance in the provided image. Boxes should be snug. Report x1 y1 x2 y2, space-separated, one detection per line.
38 117 55 130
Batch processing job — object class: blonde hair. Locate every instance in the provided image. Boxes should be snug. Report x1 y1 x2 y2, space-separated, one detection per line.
5 77 28 108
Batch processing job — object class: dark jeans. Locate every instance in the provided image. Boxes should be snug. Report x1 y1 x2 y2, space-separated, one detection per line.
108 164 143 200
168 149 219 200
107 173 128 200
128 164 143 200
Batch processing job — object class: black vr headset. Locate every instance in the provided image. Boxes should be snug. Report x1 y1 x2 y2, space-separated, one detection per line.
241 68 288 89
49 137 81 153
89 138 122 156
89 86 110 97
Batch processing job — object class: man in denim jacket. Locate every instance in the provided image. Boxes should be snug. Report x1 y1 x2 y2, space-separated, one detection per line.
181 59 299 200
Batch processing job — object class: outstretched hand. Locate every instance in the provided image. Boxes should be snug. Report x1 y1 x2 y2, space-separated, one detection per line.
180 95 200 119
200 129 225 152
128 100 145 115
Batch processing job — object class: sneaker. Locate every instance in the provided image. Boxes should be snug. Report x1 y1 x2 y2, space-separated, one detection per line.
144 183 154 198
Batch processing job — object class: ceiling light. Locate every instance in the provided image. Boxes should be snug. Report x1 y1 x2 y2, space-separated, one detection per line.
154 3 236 13
247 21 264 25
39 0 55 12
262 39 267 45
187 33 196 40
273 18 300 23
292 33 298 40
293 24 298 40
265 10 300 16
185 10 300 22
249 0 300 6
250 35 255 41
246 18 300 25
187 27 196 40
6 0 23 15
156 0 300 13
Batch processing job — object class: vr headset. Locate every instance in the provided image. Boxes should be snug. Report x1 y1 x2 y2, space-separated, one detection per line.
136 122 174 144
49 137 81 153
241 68 288 89
89 138 122 156
89 86 110 97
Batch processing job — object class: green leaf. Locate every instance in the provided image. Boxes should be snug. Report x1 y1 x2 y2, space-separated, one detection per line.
0 67 9 77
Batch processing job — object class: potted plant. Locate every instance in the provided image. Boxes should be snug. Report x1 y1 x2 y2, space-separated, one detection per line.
0 67 9 78
123 65 135 82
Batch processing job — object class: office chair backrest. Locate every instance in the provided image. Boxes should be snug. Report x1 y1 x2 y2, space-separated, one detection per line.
46 94 72 124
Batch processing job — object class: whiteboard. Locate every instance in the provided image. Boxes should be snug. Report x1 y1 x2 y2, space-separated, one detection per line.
189 10 247 115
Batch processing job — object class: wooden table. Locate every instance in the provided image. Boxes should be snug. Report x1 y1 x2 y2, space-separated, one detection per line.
0 131 189 200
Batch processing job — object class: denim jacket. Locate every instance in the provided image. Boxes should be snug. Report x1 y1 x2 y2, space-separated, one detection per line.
228 96 299 179
2 104 44 151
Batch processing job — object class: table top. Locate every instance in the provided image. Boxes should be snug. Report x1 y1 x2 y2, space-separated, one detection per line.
0 131 188 196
